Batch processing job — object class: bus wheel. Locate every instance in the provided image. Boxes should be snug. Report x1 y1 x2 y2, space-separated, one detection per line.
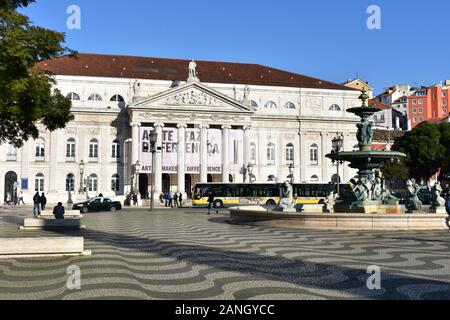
213 200 223 209
266 200 276 206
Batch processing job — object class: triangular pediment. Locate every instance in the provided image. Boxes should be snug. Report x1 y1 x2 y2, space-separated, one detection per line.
130 82 254 114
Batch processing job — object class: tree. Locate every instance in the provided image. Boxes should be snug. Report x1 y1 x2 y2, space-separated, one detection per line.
380 158 409 188
0 1 74 147
401 122 445 180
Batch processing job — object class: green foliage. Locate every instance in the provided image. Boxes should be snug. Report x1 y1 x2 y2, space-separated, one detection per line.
0 0 34 10
381 158 409 183
401 122 446 180
0 3 74 147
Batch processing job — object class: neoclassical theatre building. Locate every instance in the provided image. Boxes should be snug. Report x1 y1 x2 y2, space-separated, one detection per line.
1 54 361 204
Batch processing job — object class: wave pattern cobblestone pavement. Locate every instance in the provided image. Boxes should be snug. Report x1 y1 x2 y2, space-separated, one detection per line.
1 207 450 300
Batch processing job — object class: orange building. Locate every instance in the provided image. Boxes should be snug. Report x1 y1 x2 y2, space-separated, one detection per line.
408 83 450 128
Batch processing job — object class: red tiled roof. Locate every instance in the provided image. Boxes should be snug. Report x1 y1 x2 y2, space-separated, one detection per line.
36 53 357 91
369 98 391 110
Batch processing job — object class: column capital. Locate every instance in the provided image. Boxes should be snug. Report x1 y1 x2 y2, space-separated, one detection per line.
154 122 165 128
221 125 232 130
243 125 252 131
130 122 141 128
177 123 188 129
199 124 210 129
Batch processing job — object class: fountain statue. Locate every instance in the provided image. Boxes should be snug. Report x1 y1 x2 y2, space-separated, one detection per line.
326 89 406 213
276 181 296 212
405 179 424 213
430 181 446 213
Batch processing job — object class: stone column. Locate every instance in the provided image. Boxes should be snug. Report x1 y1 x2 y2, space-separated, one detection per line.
243 125 251 182
177 123 187 194
321 132 329 182
221 125 230 183
48 130 58 194
130 122 140 166
154 122 164 194
299 132 307 182
199 124 209 183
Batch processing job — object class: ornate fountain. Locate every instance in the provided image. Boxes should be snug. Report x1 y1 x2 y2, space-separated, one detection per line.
326 89 406 213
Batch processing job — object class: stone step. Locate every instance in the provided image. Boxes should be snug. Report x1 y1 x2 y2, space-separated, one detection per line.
20 218 85 230
0 237 91 258
39 210 83 218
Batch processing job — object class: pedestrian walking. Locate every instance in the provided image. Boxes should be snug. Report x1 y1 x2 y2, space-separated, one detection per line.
53 202 65 220
40 192 47 211
173 193 179 208
178 193 183 208
6 192 11 205
207 192 217 214
159 192 164 204
33 192 41 217
133 193 138 207
18 191 25 205
168 191 174 208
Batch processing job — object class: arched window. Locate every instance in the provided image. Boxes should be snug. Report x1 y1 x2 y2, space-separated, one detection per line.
35 173 44 192
250 142 257 164
35 138 45 160
284 102 296 109
88 93 102 101
110 95 125 102
286 143 294 162
310 144 319 165
66 138 76 159
88 174 98 192
66 92 80 101
267 143 275 165
111 174 120 192
66 174 75 192
112 140 120 160
310 175 319 182
250 100 258 110
329 104 341 111
89 139 98 160
264 101 277 109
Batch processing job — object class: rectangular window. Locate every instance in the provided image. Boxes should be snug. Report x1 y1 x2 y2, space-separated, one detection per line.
418 99 423 105
443 110 448 114
412 109 417 113
412 100 417 105
443 101 448 107
443 92 447 97
418 108 423 113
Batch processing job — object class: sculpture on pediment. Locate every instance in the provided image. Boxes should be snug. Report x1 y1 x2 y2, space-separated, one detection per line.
164 90 223 107
243 86 250 103
188 60 199 82
132 80 141 102
305 97 322 108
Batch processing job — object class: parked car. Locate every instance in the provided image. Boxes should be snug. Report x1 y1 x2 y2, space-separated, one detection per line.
72 197 122 213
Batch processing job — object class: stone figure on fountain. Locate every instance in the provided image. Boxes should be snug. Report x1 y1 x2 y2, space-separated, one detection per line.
405 179 424 213
324 191 338 213
430 181 446 213
356 119 373 145
278 181 295 211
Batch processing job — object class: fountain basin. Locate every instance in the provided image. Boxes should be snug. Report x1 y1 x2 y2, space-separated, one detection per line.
228 207 450 230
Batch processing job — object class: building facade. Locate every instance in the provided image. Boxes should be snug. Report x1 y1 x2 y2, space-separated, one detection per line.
0 54 361 204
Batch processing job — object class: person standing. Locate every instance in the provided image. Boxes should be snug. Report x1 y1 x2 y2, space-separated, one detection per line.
6 192 11 205
178 193 183 208
33 192 41 217
18 191 25 205
40 193 47 211
132 193 138 207
159 192 164 204
168 191 174 208
164 192 168 207
173 193 179 208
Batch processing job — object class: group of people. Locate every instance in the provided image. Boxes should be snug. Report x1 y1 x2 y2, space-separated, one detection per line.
159 191 183 208
32 192 47 217
4 191 25 206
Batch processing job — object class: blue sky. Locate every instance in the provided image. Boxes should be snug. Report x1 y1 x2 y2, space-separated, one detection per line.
21 0 450 94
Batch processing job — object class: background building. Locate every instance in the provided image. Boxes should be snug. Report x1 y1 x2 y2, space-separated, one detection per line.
0 54 361 204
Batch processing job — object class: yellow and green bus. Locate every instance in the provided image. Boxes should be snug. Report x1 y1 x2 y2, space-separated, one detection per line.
192 182 350 208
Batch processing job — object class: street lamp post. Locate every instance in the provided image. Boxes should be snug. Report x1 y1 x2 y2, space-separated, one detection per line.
135 160 140 197
78 160 85 195
331 135 344 196
288 163 295 185
149 130 158 212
